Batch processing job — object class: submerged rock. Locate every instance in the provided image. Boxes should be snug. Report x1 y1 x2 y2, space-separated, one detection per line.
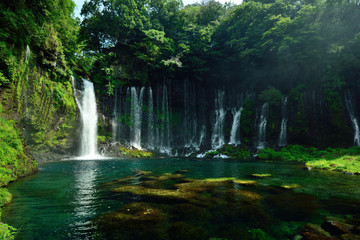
250 173 272 178
168 221 208 240
301 232 339 240
96 202 168 240
265 192 319 221
304 224 332 237
340 234 360 240
322 220 352 236
170 203 211 223
113 185 196 202
233 179 258 185
280 184 301 189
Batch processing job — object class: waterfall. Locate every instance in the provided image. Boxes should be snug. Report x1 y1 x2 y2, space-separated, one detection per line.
147 87 154 149
111 89 119 142
130 87 145 149
159 85 171 153
345 91 360 146
229 107 243 145
74 78 100 158
211 90 226 149
279 96 288 146
183 80 200 150
25 45 31 61
256 102 269 149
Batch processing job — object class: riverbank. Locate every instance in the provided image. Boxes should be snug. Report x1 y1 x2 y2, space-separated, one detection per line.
257 145 360 174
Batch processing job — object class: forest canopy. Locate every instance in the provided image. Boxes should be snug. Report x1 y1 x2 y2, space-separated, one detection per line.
76 0 360 97
1 0 360 95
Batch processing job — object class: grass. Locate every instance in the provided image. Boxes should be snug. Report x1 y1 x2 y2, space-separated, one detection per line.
258 145 360 174
306 155 360 174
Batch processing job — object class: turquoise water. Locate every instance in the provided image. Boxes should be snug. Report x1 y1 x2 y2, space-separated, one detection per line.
3 158 360 239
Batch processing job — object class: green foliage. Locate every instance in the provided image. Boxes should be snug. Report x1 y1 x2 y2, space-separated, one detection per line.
119 147 153 158
0 0 80 82
97 136 107 144
306 155 360 174
258 146 360 173
0 223 16 240
205 150 219 158
240 100 256 140
259 87 283 106
248 228 274 240
0 117 26 186
0 188 12 208
205 145 250 160
0 72 10 87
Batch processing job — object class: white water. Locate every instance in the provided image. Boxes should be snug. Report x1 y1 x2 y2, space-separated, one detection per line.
25 45 31 61
279 96 288 146
74 79 100 159
211 90 226 149
257 102 269 149
130 87 145 149
345 91 360 146
159 85 171 153
147 87 154 149
229 107 243 145
111 89 119 142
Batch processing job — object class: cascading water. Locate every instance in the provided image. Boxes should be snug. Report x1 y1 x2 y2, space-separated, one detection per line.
159 85 171 153
74 78 100 158
147 87 154 149
183 80 201 151
229 107 243 145
211 90 226 149
25 45 31 61
256 102 269 149
345 91 360 146
279 96 288 146
111 89 119 142
130 87 145 149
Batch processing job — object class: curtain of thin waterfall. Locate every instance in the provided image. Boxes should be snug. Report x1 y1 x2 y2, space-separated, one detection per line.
147 87 154 149
211 90 226 149
256 102 269 150
345 90 360 146
279 96 288 146
229 107 243 145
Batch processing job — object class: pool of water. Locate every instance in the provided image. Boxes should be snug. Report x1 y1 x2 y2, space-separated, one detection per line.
3 158 360 239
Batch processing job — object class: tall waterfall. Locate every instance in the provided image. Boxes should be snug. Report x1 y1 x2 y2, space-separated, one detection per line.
256 102 269 149
130 87 145 149
147 87 154 149
74 79 100 158
159 85 171 153
345 91 360 146
211 90 226 149
183 80 201 151
229 107 243 145
279 96 288 146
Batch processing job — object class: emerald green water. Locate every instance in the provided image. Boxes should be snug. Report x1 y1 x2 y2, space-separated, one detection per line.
3 158 360 239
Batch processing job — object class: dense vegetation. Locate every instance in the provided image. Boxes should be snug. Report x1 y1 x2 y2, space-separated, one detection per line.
1 0 360 237
80 0 360 148
258 145 360 173
79 0 360 91
0 0 81 238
